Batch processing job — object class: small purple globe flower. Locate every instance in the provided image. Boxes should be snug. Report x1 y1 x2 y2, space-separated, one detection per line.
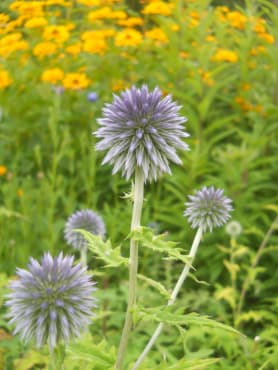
184 186 233 232
94 85 189 182
87 92 98 102
5 252 96 349
64 209 106 250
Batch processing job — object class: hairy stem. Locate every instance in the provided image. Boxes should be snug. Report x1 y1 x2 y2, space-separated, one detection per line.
132 227 203 369
115 168 144 369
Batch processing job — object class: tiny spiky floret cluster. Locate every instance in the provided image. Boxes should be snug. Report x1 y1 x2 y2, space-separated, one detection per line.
6 252 96 349
184 186 233 232
64 209 105 249
94 85 189 182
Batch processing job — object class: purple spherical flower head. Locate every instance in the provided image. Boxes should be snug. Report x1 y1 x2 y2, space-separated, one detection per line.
5 252 96 349
184 186 233 232
64 209 105 250
94 85 189 182
88 92 98 102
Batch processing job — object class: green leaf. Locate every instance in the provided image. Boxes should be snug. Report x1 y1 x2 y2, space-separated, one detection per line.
66 336 116 369
145 357 221 370
138 306 242 337
14 350 48 370
138 273 170 299
129 227 190 264
75 230 128 268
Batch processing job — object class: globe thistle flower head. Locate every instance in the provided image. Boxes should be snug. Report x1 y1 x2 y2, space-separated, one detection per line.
64 209 106 250
94 85 189 182
5 252 96 349
184 186 233 232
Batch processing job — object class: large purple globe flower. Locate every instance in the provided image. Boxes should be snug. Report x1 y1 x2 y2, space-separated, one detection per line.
94 85 189 182
5 252 96 349
184 186 233 232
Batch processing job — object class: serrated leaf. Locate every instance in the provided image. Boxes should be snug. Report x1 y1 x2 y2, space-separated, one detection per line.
14 350 48 370
129 227 190 264
215 286 236 309
75 230 128 268
138 306 242 336
138 274 170 299
145 357 220 370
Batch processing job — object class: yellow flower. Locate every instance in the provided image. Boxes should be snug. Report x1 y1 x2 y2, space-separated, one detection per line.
77 0 101 5
44 0 70 5
33 42 57 58
179 51 189 59
10 1 44 18
241 83 251 91
110 10 127 19
83 38 107 54
43 25 70 43
198 69 214 87
211 48 238 63
115 28 142 47
17 188 24 197
145 28 168 44
88 7 112 21
111 79 126 91
0 165 7 176
41 68 64 84
81 29 115 40
0 13 10 24
170 24 179 32
66 43 82 55
142 1 174 16
205 35 216 42
117 17 144 27
24 17 48 28
62 73 90 90
0 70 12 89
226 11 246 30
258 32 275 44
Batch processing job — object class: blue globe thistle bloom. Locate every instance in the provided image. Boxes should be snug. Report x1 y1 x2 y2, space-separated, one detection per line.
87 92 98 102
94 85 189 182
184 186 233 232
5 252 96 349
64 209 106 250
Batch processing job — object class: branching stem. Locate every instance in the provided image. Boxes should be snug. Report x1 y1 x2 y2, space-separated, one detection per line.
132 227 203 369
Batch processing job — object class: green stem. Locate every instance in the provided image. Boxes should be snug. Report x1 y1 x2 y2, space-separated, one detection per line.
49 345 56 370
115 168 145 369
132 227 203 370
80 246 87 266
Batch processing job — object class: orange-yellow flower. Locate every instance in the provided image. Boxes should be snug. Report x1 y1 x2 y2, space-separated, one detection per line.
145 28 168 44
62 73 90 90
226 11 246 30
117 17 144 27
41 68 64 84
10 1 44 18
17 188 24 197
211 48 238 63
0 70 12 88
77 0 101 5
114 28 142 47
0 165 7 176
33 42 57 58
205 34 216 42
43 25 70 43
83 38 107 54
258 32 275 44
0 13 10 24
88 7 112 21
24 17 48 28
66 43 82 55
142 1 174 16
81 29 115 40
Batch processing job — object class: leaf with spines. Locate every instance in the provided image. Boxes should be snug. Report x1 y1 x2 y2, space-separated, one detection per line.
76 230 128 268
137 305 242 337
137 274 170 299
129 227 190 264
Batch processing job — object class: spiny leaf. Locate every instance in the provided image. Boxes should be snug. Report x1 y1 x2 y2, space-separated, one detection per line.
129 227 190 264
138 306 242 336
138 274 170 299
75 230 128 268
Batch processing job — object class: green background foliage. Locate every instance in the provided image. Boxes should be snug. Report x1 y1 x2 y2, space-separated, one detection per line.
0 0 277 369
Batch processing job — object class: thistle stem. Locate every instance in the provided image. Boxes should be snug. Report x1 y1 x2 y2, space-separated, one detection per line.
80 246 87 266
49 345 56 370
132 227 203 370
116 168 145 369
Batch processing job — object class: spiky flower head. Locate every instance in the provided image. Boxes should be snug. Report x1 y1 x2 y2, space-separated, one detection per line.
94 85 189 182
5 252 96 349
64 209 105 249
184 186 233 232
226 220 242 238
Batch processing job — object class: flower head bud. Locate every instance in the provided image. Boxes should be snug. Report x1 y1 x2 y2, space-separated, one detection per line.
87 92 98 102
184 186 233 232
94 85 189 182
64 209 105 250
225 220 242 238
5 252 96 349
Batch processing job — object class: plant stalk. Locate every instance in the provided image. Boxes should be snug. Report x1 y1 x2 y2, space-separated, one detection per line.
132 227 203 370
115 168 145 369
